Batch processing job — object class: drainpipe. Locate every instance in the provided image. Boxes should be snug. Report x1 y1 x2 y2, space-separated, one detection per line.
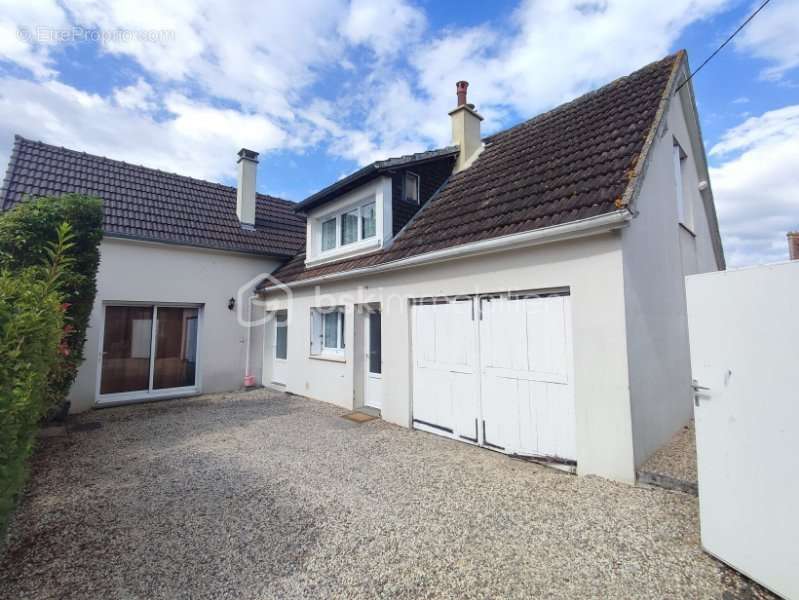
243 295 256 387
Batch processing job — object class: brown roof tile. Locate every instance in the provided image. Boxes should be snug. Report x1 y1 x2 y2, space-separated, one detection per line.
1 136 306 257
265 52 681 287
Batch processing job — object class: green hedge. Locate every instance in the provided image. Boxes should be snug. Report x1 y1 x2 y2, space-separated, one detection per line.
0 225 73 533
0 195 103 407
0 196 102 534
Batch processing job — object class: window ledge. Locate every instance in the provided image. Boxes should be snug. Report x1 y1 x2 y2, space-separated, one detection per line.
678 222 696 237
309 353 346 363
306 238 381 268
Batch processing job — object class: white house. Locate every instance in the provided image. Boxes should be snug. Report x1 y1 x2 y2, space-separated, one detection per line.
1 50 723 483
1 141 306 412
256 51 723 482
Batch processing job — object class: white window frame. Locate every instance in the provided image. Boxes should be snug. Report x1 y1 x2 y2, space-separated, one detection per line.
361 201 377 240
340 208 360 246
304 177 394 267
321 217 337 251
95 302 203 406
404 171 420 203
274 309 288 360
673 140 693 232
316 199 377 256
310 306 346 358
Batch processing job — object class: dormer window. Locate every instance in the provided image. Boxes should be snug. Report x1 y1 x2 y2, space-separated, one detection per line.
303 176 392 267
404 172 420 203
321 218 337 251
341 209 359 245
362 202 376 238
316 199 378 256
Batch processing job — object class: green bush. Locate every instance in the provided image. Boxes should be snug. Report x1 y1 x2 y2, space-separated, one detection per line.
0 223 75 533
0 195 103 406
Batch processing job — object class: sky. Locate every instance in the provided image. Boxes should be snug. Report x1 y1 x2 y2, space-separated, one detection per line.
0 0 797 267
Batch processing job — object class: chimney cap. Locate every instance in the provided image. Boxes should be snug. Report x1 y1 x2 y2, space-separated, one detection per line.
237 148 259 162
456 80 469 106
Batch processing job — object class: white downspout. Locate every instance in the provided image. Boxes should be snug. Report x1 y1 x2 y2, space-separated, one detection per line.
243 295 256 387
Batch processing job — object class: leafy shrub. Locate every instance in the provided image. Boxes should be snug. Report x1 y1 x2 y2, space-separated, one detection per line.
0 195 103 406
0 224 74 533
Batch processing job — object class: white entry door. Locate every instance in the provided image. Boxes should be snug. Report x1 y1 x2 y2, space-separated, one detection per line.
687 264 799 600
271 310 287 385
411 299 480 442
411 293 575 461
479 295 576 462
363 307 383 409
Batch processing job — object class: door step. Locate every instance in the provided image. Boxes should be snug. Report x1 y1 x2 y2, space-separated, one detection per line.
356 406 381 418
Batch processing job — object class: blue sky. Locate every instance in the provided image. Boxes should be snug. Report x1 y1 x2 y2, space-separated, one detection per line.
0 0 797 266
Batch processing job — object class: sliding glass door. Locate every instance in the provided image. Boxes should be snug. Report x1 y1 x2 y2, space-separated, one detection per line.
99 304 200 402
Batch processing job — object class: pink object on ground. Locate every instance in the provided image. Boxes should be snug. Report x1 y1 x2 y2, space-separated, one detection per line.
243 375 256 387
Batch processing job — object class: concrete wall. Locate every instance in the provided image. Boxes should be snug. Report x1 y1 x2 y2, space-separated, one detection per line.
69 238 280 412
621 88 722 467
262 233 638 482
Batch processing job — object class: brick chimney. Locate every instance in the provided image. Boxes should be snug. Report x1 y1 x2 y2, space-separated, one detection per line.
236 148 258 227
788 232 799 260
449 80 483 173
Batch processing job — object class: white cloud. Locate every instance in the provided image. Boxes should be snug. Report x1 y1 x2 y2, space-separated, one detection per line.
0 0 741 172
710 105 799 156
62 0 348 118
340 0 426 57
735 0 799 80
0 0 67 78
332 0 732 163
709 105 799 266
112 78 156 111
0 77 288 183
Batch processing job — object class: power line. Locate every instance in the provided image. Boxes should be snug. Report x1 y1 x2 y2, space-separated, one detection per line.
677 0 772 92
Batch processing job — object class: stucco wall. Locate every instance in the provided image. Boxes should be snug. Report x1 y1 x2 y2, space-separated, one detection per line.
262 234 638 482
68 238 280 412
621 89 722 467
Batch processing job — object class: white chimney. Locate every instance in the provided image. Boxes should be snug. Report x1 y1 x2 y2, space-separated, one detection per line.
449 81 483 173
236 148 259 227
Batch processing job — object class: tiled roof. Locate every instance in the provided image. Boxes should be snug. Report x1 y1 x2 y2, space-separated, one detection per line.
1 136 306 257
264 52 683 288
295 146 458 213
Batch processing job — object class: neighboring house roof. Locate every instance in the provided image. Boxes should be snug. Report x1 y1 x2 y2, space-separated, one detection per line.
295 146 459 213
264 52 684 289
0 136 306 257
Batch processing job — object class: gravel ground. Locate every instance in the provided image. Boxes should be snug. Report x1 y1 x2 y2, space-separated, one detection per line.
0 391 775 599
640 421 698 484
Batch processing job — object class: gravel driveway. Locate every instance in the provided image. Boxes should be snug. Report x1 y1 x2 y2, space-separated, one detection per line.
0 390 773 599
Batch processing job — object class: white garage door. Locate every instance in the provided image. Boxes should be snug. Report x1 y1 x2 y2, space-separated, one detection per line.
411 294 576 464
411 299 481 442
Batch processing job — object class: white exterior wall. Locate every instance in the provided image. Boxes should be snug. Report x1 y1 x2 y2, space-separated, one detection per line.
621 88 722 466
69 238 280 413
263 234 639 482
